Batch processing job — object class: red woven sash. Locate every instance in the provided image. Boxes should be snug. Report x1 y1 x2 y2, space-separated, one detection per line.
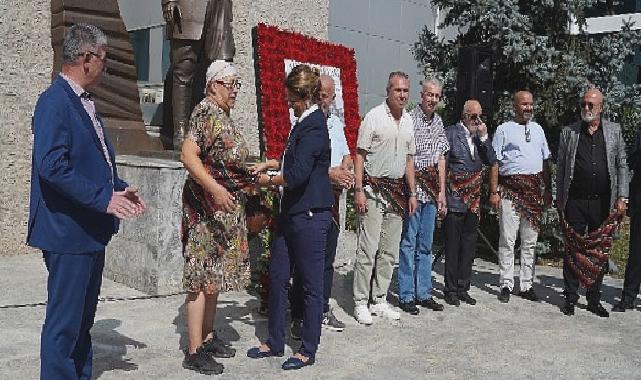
448 170 483 216
415 165 440 204
364 174 408 216
499 173 544 232
561 211 624 288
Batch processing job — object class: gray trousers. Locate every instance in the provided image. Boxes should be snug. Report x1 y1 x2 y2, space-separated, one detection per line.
498 198 538 292
353 198 403 306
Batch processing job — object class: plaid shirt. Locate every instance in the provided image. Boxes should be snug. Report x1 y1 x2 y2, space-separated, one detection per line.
411 107 449 203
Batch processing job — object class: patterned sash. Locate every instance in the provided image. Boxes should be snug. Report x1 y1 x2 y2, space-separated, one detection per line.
364 174 408 216
182 158 257 241
448 170 483 216
415 165 440 204
561 211 624 288
499 173 545 232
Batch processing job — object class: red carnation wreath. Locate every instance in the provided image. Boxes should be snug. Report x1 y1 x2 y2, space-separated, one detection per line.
254 23 360 159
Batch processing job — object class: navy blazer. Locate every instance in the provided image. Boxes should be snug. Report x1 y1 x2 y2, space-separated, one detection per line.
281 108 334 215
27 75 128 254
445 122 497 213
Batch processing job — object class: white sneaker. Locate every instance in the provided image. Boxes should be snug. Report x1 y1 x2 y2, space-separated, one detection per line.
354 305 373 325
369 302 400 321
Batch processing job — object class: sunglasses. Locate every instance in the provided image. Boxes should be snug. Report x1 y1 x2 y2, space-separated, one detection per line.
216 80 241 91
580 101 599 110
465 113 481 121
525 126 531 142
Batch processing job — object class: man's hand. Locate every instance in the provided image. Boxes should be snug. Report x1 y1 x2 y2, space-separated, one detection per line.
615 197 628 214
249 159 279 175
408 196 417 215
162 0 180 24
329 167 355 188
123 187 146 217
543 190 553 208
211 185 236 213
477 122 488 138
107 192 139 220
355 190 367 214
437 192 447 217
489 192 501 210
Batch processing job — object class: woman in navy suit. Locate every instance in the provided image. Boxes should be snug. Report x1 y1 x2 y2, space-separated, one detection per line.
247 64 334 370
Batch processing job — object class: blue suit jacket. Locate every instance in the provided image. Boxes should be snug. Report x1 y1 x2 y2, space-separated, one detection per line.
281 108 334 215
445 122 497 213
27 75 128 254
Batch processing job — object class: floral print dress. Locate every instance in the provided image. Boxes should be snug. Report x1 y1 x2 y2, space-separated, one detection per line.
181 98 251 294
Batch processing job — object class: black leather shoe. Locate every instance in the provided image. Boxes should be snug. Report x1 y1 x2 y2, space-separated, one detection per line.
458 292 477 305
444 293 460 307
399 301 420 315
202 336 236 358
183 346 224 375
612 300 635 312
247 346 284 359
518 287 540 302
561 301 575 316
418 297 444 311
282 355 315 370
587 303 610 318
498 287 510 303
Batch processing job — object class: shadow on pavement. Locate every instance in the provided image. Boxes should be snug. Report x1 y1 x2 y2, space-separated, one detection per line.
91 318 146 379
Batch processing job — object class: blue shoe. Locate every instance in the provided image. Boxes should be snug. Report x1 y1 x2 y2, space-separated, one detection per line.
281 356 315 370
246 346 284 359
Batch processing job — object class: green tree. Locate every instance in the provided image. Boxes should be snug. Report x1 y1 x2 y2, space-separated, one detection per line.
413 0 641 145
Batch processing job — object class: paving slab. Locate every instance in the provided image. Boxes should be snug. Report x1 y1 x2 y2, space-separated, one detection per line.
1 253 641 380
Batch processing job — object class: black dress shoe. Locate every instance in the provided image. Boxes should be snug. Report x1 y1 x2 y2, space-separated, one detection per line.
418 297 444 311
518 287 540 302
399 301 420 315
498 287 510 303
561 301 575 316
587 303 610 318
203 336 236 358
458 292 477 305
183 346 224 375
282 355 315 370
612 300 635 312
444 293 460 307
247 346 284 359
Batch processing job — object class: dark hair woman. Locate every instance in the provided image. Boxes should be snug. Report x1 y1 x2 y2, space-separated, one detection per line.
247 64 334 370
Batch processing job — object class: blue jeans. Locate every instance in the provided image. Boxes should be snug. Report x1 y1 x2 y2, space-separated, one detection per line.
398 201 436 303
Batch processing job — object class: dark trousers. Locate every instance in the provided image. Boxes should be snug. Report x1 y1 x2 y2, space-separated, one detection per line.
40 250 105 380
267 210 331 359
444 211 478 296
290 222 339 319
563 197 610 304
621 210 641 303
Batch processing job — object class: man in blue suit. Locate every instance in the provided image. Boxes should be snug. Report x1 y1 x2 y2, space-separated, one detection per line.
28 24 146 380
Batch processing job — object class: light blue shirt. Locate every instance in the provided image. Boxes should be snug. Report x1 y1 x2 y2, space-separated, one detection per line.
492 120 551 175
327 114 350 167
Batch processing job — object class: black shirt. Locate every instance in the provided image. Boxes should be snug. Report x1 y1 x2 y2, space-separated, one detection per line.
569 122 610 199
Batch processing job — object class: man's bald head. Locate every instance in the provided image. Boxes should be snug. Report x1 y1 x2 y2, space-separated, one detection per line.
581 87 604 123
462 100 482 130
513 91 534 123
319 74 336 116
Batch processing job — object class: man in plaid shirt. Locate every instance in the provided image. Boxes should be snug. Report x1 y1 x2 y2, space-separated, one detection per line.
398 78 449 315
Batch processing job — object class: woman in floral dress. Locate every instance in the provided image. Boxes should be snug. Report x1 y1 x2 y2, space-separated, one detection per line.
179 60 253 375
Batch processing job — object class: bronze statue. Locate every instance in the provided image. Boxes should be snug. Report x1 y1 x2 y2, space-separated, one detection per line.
162 0 235 149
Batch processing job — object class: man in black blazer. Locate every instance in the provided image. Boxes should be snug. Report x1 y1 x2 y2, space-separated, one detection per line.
613 129 641 312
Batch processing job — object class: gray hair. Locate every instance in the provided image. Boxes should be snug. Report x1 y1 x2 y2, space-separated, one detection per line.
63 24 108 65
421 77 442 91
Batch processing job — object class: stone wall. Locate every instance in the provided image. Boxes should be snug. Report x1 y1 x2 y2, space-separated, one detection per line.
0 0 328 256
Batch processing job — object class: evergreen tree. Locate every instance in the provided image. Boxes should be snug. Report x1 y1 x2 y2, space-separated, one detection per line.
413 0 641 148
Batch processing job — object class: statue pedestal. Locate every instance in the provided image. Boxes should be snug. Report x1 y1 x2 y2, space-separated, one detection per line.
105 155 186 294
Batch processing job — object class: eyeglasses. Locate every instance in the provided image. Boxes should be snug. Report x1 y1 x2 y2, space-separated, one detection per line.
216 80 241 91
423 91 441 100
465 113 480 121
580 101 598 110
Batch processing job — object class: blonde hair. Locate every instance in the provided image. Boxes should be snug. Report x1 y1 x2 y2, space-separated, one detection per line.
285 64 321 103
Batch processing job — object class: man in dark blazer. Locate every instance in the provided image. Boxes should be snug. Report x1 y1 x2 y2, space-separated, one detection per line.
28 24 145 380
556 88 628 318
613 129 641 312
443 100 497 306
